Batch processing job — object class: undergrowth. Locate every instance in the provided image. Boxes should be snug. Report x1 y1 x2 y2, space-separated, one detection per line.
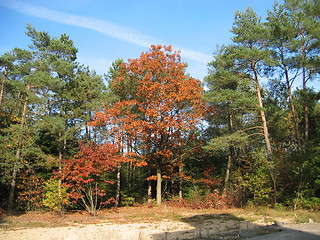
165 191 232 209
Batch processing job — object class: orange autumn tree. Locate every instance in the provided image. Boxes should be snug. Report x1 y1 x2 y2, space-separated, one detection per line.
91 45 205 205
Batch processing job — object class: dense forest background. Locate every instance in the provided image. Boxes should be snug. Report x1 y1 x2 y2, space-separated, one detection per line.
1 0 319 215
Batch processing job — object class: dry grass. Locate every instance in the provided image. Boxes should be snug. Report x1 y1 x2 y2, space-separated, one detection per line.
239 206 320 224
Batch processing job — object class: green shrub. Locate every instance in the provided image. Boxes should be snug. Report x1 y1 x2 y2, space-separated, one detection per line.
298 197 320 210
185 185 209 201
121 194 135 207
242 165 273 205
42 179 69 212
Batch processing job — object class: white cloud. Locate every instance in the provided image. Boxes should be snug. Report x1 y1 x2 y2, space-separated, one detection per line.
3 1 157 48
179 48 212 64
1 0 211 64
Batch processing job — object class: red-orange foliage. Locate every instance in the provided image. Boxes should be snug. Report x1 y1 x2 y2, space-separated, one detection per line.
165 190 232 209
59 142 124 214
195 165 221 190
61 143 118 185
17 170 45 210
90 45 205 174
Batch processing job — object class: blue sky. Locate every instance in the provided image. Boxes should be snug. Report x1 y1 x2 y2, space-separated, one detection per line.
2 0 314 89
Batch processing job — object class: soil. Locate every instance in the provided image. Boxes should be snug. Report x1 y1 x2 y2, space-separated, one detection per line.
0 206 315 240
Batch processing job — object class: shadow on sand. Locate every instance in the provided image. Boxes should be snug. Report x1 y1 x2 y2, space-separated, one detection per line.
247 222 320 240
151 213 319 240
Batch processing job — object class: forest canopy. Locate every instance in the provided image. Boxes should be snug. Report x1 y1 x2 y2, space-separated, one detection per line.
0 0 319 214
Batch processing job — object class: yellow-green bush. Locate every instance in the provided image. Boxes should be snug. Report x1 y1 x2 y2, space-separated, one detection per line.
42 179 69 212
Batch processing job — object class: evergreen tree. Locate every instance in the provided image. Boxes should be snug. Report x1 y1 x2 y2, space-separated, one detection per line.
0 25 106 211
230 7 274 157
205 45 258 195
280 0 320 142
266 2 302 149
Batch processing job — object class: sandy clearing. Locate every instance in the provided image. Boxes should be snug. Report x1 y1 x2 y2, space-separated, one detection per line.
0 219 272 240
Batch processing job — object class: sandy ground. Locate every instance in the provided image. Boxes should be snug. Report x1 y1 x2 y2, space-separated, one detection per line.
0 207 318 240
2 220 319 240
0 218 276 240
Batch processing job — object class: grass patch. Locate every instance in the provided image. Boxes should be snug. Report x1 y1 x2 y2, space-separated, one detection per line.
293 210 320 223
172 214 183 221
241 206 320 223
0 220 48 229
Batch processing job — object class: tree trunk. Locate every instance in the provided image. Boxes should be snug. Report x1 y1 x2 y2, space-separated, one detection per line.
223 148 232 195
254 76 272 155
8 84 31 212
300 39 309 143
115 166 121 207
8 161 18 213
58 152 62 213
57 139 63 212
288 85 302 149
179 165 183 199
223 113 234 195
85 111 94 142
57 130 67 213
253 67 276 203
147 180 152 204
156 169 162 206
0 72 6 104
282 50 301 149
302 66 309 142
